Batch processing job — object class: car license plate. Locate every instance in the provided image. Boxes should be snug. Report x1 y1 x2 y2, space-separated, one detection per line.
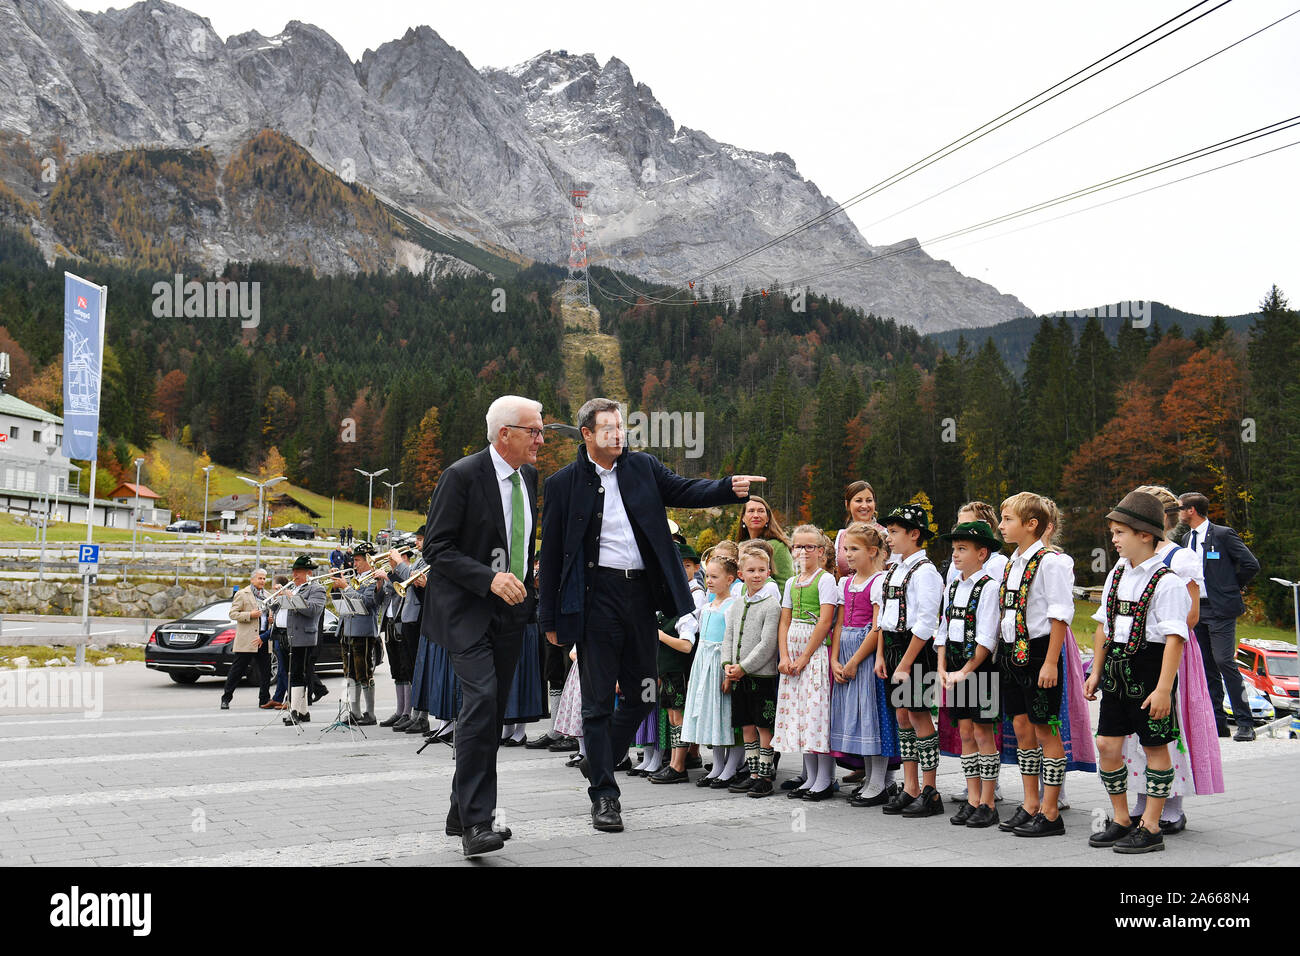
167 632 199 645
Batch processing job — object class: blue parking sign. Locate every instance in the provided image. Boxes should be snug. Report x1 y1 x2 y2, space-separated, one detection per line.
78 544 99 564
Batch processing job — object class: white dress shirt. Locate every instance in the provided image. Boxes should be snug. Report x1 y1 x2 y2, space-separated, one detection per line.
876 549 943 639
1184 519 1208 562
1092 554 1192 645
934 570 1001 653
945 551 1008 589
489 444 532 571
998 539 1075 645
593 459 644 570
1157 540 1204 597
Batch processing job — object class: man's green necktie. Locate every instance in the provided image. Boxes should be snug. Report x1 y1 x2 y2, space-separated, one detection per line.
509 471 525 580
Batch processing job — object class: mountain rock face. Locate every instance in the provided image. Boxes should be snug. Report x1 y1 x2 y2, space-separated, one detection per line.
0 0 1030 331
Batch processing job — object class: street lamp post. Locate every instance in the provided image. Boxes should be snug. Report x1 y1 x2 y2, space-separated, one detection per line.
131 457 144 559
354 467 388 543
237 475 285 571
201 464 214 544
381 481 403 539
38 441 56 582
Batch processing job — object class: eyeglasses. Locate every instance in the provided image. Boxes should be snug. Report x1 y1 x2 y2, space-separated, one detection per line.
504 424 544 439
791 544 823 552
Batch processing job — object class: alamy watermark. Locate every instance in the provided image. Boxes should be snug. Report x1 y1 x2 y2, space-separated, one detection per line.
1045 300 1151 328
615 403 704 460
151 274 260 328
0 668 103 717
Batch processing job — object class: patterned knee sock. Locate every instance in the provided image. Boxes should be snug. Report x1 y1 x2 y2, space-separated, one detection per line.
758 746 775 779
1041 756 1066 788
1099 765 1128 796
899 726 918 764
668 722 682 751
978 752 1000 783
960 753 980 779
1144 766 1175 800
744 739 759 775
1016 746 1042 777
916 732 939 773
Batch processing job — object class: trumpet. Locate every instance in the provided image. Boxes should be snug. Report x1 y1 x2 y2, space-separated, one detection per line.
257 568 337 611
391 560 429 598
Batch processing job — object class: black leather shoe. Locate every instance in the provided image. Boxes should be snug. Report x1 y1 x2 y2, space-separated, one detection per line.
220 700 230 710
1234 724 1256 742
357 712 377 726
786 786 810 800
729 776 758 793
900 785 944 818
565 753 584 768
404 717 430 734
802 786 834 802
1013 812 1065 837
998 804 1034 832
379 713 401 727
524 734 555 749
1159 813 1187 835
462 822 505 857
548 736 579 752
949 801 976 826
446 810 512 841
500 736 525 747
1088 818 1136 848
882 787 916 815
966 804 1000 829
695 773 716 788
391 715 413 732
849 783 897 808
1113 821 1164 854
650 766 689 784
591 797 624 832
710 775 737 790
747 777 775 797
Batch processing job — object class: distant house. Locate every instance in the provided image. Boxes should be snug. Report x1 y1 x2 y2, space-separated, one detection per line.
107 482 169 526
205 489 322 533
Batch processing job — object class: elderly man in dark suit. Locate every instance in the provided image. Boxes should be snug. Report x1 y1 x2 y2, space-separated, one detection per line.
1178 492 1261 741
540 397 764 833
422 395 543 857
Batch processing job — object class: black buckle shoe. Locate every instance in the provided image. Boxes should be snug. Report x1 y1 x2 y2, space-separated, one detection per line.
900 785 944 818
1113 821 1165 854
1159 813 1187 835
1088 818 1136 848
591 797 623 832
524 734 554 749
998 804 1034 832
379 713 403 727
747 777 775 797
965 804 1000 828
649 766 689 784
729 776 758 793
882 786 917 815
1013 811 1065 837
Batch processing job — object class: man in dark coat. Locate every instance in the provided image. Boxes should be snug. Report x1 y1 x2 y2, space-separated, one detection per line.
539 397 763 832
1178 492 1261 741
421 395 543 857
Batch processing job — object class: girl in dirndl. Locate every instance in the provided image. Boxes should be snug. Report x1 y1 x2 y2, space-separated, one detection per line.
772 525 840 800
680 552 739 780
830 522 899 804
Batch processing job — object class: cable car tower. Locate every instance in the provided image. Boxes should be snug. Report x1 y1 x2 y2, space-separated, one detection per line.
561 188 591 308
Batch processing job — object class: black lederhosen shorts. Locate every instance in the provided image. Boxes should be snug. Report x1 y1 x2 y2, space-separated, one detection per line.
659 670 689 711
1097 641 1180 747
999 637 1061 724
342 637 377 684
943 649 1000 724
883 630 936 714
730 674 778 730
382 619 418 684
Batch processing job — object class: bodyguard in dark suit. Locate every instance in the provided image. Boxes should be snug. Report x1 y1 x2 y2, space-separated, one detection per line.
1178 492 1261 741
422 395 543 857
539 397 764 833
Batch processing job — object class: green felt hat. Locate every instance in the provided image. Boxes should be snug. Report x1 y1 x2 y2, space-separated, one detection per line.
938 520 1003 553
291 554 317 571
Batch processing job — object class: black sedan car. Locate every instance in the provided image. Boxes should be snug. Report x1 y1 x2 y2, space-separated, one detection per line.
165 519 202 533
145 600 342 684
268 523 316 540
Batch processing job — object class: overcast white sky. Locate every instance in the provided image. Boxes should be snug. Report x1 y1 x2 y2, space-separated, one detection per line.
76 0 1300 317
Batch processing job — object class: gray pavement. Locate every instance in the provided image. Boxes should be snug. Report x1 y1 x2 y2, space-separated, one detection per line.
0 661 1297 867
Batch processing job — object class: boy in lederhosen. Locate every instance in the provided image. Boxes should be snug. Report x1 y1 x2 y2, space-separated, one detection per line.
996 492 1075 837
875 502 945 818
1085 491 1190 854
934 520 1003 828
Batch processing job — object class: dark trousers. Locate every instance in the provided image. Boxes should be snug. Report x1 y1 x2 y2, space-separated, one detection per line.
446 608 526 828
271 631 289 702
289 644 316 687
222 642 270 704
305 645 326 696
1197 615 1249 726
578 572 657 802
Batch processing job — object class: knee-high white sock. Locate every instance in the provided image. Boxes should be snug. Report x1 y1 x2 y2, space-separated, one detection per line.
547 690 563 737
511 724 526 742
802 753 817 786
810 754 835 792
865 755 888 797
1161 794 1183 821
642 746 664 774
721 746 745 779
362 684 375 717
707 746 726 779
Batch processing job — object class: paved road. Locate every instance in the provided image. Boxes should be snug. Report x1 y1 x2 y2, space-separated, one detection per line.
0 662 1296 867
